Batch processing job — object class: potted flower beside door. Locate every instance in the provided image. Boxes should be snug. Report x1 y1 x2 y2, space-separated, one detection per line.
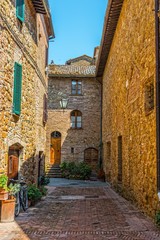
0 174 20 223
0 174 8 200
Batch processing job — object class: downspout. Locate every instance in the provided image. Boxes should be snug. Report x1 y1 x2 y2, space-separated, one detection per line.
155 0 160 194
99 80 103 168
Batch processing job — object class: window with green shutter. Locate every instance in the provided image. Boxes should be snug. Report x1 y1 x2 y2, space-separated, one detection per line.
16 0 25 22
13 62 22 115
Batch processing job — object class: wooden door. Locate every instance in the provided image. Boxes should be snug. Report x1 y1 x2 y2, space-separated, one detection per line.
8 150 19 179
50 138 61 165
84 148 98 171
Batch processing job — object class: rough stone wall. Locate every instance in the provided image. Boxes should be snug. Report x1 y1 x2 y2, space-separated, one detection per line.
0 0 49 183
37 14 48 81
46 76 101 165
102 0 157 216
34 14 49 181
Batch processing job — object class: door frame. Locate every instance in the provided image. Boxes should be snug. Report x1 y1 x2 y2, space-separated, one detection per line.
50 131 61 165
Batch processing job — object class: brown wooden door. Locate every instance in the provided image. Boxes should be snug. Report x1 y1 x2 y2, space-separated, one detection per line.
84 148 98 171
8 150 19 179
50 138 61 165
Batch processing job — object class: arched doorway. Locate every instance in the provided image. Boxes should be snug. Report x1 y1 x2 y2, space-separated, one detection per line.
8 143 23 180
84 148 98 171
50 131 61 165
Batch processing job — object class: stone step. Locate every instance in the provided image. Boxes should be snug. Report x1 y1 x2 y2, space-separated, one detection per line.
46 171 61 175
46 172 62 176
46 168 61 171
46 166 61 169
46 167 61 170
47 164 60 168
45 164 62 178
46 166 61 170
45 173 62 178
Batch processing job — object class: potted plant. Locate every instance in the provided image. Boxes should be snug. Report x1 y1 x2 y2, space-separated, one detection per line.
0 174 8 200
8 183 20 199
0 183 20 223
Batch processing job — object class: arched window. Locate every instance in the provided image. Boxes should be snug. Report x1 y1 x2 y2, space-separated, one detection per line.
71 110 82 129
51 131 61 138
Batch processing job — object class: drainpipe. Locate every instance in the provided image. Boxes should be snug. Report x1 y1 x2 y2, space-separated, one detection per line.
99 78 103 169
155 0 160 194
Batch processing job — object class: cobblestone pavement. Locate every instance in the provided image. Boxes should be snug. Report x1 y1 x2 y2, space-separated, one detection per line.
0 179 160 240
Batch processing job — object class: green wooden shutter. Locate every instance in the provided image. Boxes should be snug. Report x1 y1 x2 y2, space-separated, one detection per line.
16 0 25 22
13 62 22 115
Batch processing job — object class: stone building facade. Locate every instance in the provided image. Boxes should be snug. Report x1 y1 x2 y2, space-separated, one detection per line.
96 0 159 216
0 0 54 184
46 55 101 172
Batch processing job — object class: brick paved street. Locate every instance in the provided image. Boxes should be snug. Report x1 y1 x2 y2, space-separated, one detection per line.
0 179 160 240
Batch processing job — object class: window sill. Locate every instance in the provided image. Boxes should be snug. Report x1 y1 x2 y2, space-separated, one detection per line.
70 128 83 130
70 94 83 96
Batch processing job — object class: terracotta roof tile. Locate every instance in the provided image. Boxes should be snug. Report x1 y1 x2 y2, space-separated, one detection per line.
49 65 96 77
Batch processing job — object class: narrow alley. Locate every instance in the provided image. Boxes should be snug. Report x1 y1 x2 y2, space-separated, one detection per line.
1 179 160 240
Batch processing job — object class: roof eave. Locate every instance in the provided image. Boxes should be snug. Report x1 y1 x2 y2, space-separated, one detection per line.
48 74 96 78
44 13 55 39
32 0 47 14
32 0 55 38
96 0 124 77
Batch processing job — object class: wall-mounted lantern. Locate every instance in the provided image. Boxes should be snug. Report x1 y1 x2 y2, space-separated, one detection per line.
60 98 68 109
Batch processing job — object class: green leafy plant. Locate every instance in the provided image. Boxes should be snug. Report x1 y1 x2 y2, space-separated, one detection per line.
60 161 92 180
78 162 92 179
155 211 160 226
60 162 67 170
0 174 8 191
8 183 20 197
40 176 50 186
28 184 42 202
39 185 48 196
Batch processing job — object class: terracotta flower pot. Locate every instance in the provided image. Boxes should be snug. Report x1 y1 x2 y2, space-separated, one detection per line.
0 199 15 222
0 188 8 200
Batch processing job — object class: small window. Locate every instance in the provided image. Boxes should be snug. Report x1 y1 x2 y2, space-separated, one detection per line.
16 0 25 22
51 131 61 138
144 82 154 113
71 147 74 154
13 62 22 115
71 110 82 129
71 80 82 95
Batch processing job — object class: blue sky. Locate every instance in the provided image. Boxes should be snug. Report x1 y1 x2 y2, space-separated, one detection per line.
48 0 108 65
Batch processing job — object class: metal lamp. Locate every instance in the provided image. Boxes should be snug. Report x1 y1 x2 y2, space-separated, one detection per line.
60 98 68 109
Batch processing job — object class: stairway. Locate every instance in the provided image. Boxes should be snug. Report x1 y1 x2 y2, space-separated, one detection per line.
45 164 62 178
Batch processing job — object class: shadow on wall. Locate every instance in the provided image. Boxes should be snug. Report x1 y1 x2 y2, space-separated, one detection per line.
8 146 45 185
48 129 100 174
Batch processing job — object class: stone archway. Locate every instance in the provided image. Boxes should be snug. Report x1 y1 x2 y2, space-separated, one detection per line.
8 143 23 180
